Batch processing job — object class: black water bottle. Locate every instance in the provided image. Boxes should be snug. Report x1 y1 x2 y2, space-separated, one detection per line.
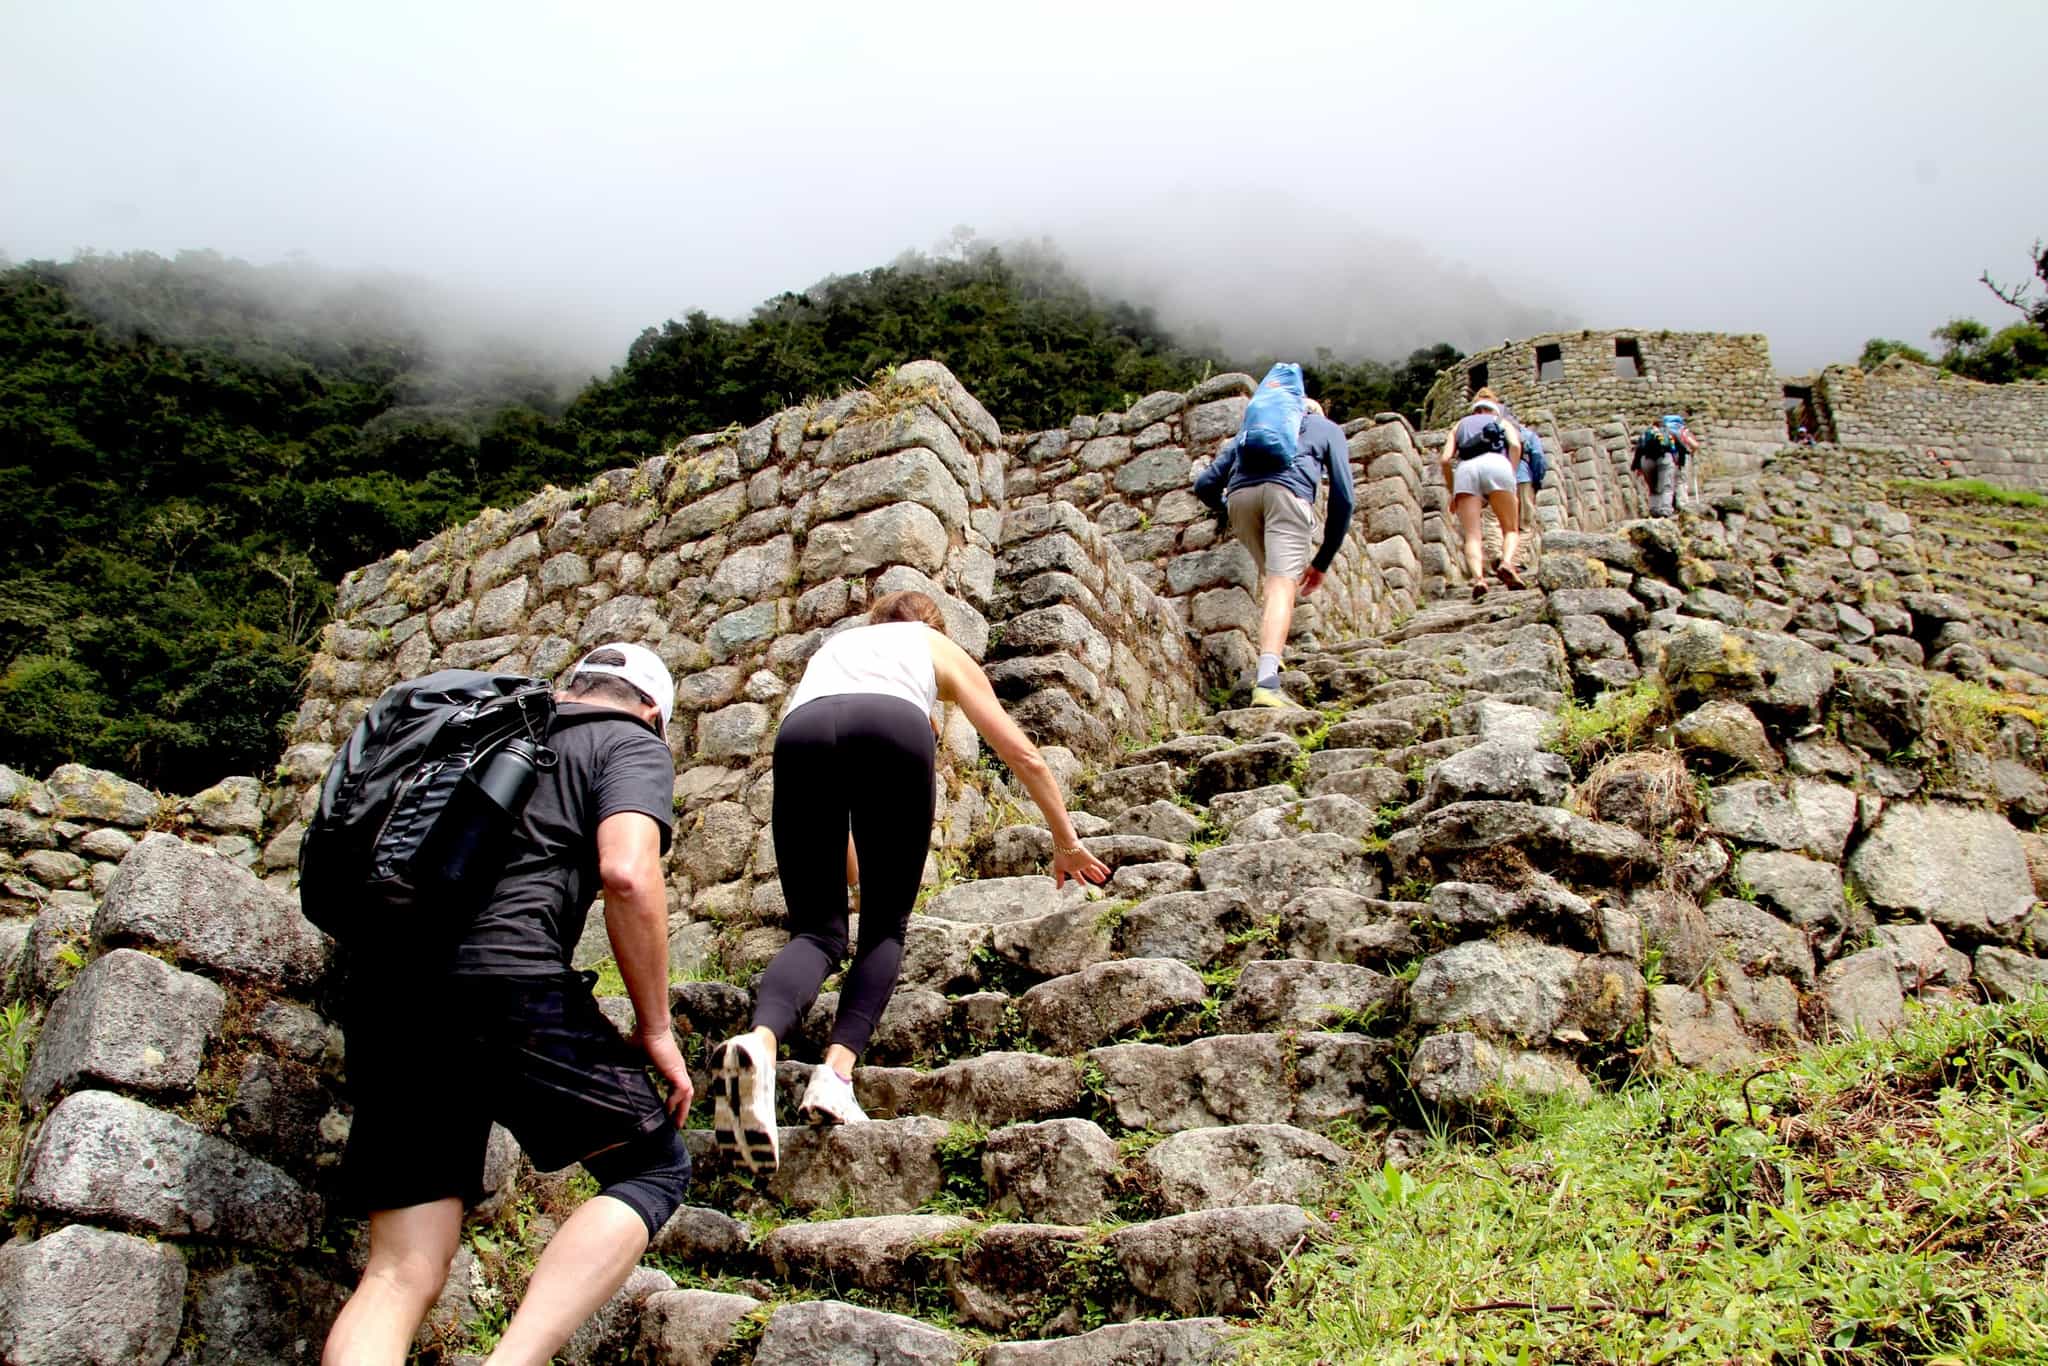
473 738 543 815
423 740 545 891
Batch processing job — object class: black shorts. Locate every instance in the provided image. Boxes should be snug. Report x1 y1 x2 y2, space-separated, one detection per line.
339 969 673 1214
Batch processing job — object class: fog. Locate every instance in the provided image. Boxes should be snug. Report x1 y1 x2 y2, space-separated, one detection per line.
4 0 2042 378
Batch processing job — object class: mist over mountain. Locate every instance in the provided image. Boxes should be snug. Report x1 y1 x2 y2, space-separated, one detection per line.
1006 196 1572 365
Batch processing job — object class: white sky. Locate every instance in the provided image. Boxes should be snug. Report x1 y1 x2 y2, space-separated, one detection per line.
3 0 2043 375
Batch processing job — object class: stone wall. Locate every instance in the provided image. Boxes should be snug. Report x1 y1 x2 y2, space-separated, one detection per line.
1422 329 1785 474
1814 356 2048 488
0 763 268 999
271 361 1697 959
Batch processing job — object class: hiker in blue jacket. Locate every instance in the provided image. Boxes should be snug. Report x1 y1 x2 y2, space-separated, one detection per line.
1194 372 1356 708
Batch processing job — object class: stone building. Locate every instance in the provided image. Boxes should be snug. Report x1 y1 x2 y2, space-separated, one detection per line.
1423 328 1785 473
1808 355 2048 488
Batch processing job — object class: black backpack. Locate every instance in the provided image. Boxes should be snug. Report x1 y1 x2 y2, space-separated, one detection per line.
298 670 585 941
1456 418 1507 460
1632 427 1673 469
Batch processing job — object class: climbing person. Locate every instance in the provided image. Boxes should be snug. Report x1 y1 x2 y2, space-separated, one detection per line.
1439 388 1524 598
1632 421 1681 518
324 644 694 1366
1193 363 1356 707
1512 413 1547 579
1662 414 1701 508
712 590 1109 1173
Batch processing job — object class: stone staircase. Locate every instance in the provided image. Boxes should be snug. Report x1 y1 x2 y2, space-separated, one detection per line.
599 582 1641 1363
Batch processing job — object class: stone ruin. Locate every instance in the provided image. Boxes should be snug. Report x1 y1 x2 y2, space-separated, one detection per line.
2 351 2047 1363
1427 328 2048 490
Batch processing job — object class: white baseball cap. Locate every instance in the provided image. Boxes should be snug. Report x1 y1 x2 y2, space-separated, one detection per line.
569 642 674 734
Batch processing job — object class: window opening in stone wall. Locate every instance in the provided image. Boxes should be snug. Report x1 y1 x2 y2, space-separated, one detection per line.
1613 338 1644 378
1468 363 1489 394
1535 343 1563 383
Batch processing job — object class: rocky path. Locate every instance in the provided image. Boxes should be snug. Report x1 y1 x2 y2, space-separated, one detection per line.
614 480 2048 1363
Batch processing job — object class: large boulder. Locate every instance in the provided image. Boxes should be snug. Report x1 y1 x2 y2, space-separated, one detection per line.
1110 1205 1312 1318
22 948 225 1110
1407 1031 1591 1107
634 1290 762 1366
1660 623 1834 724
183 1262 350 1366
1017 958 1207 1053
1819 948 1906 1039
0 1224 187 1366
1413 739 1571 812
1140 1124 1350 1213
1848 803 2035 944
1220 959 1400 1032
93 834 330 988
17 1090 321 1250
982 1118 1119 1225
1409 940 1581 1042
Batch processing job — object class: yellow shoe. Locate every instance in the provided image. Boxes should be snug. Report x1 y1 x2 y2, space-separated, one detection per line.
1250 685 1292 709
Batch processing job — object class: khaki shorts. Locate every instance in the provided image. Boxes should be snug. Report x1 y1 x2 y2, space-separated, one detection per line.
1227 483 1316 580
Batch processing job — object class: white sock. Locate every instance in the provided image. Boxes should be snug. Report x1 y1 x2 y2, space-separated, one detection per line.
1257 653 1282 687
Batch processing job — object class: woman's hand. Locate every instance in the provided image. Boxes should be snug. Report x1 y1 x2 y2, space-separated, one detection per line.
1051 841 1112 888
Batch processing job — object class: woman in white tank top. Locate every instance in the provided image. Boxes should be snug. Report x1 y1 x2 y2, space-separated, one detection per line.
712 591 1110 1171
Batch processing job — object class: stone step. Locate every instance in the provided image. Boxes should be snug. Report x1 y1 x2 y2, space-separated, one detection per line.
748 1204 1313 1335
673 1110 1360 1226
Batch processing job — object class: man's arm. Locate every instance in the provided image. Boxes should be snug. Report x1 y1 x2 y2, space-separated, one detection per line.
1193 438 1238 512
1310 425 1355 573
598 811 692 1122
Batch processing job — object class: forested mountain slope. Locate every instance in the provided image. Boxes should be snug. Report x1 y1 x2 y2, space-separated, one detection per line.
0 247 1455 789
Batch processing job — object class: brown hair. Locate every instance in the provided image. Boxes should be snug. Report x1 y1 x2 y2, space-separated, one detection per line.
1472 386 1501 406
869 590 948 635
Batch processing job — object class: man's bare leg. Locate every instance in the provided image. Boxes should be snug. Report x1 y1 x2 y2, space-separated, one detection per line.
1258 573 1299 660
324 1198 463 1366
484 1195 649 1366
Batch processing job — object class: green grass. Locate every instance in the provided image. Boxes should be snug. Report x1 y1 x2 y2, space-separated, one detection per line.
1546 677 1667 767
1891 478 2048 510
1245 996 2048 1364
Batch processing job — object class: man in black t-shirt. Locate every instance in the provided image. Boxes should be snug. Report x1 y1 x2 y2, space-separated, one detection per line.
325 643 693 1366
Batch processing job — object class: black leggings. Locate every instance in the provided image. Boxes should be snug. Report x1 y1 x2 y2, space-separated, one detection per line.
751 694 936 1057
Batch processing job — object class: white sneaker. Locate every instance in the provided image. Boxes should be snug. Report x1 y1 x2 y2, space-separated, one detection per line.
713 1033 780 1173
798 1064 869 1125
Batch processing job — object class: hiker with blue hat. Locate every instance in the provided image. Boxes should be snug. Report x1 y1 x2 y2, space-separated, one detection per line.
1194 363 1356 707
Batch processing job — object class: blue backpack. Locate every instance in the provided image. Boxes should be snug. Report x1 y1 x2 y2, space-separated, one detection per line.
1519 425 1548 490
1237 363 1306 474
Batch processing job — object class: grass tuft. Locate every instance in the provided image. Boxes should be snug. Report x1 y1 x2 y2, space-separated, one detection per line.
1546 677 1668 767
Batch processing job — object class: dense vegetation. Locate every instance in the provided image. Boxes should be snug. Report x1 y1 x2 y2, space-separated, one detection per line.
1860 237 2048 382
0 246 1458 790
1251 996 2048 1363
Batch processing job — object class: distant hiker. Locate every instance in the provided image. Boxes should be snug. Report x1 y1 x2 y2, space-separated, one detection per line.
325 644 693 1366
1440 388 1524 597
1513 415 1547 577
712 591 1108 1173
1632 422 1682 517
1194 363 1357 707
1663 413 1701 507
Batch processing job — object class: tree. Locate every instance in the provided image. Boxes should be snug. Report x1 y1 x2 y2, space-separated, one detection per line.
1981 238 2048 329
1859 337 1932 369
1932 318 1991 368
